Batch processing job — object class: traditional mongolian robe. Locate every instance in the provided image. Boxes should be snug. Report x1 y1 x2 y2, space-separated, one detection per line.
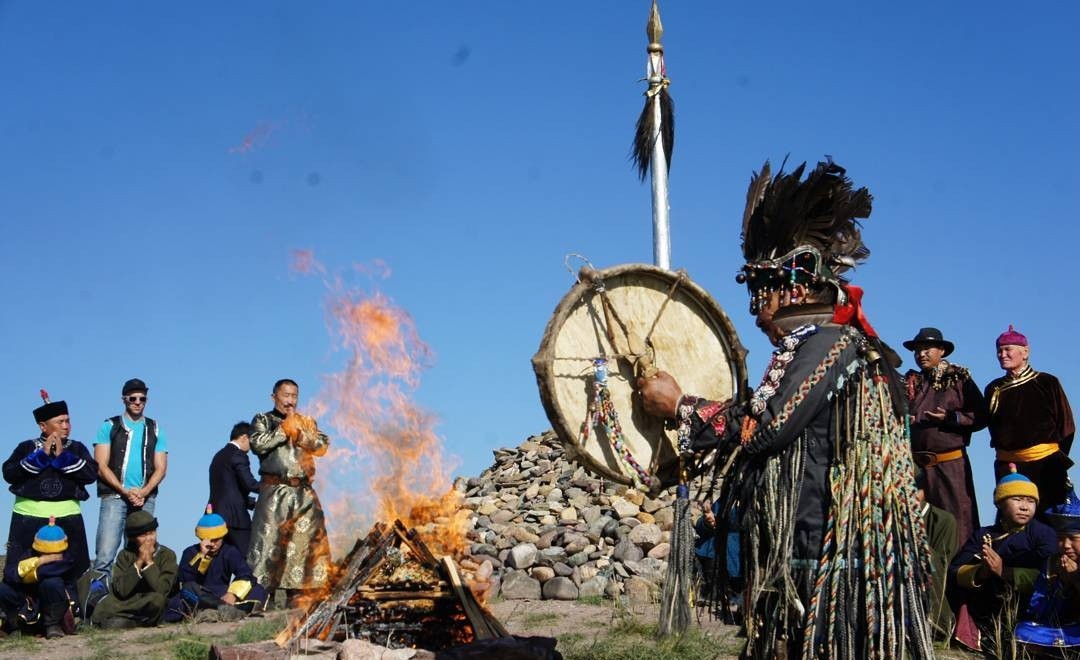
90 543 178 626
247 409 331 591
905 361 985 547
986 366 1075 512
2 436 97 577
165 543 268 621
949 520 1058 645
682 319 933 659
1015 557 1080 654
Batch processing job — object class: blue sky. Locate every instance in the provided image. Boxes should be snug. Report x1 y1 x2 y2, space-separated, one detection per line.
2 2 1078 554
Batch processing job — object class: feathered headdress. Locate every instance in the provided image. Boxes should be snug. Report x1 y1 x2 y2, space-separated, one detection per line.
736 158 873 314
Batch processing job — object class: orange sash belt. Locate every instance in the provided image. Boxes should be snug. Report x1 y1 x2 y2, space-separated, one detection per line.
912 448 964 468
995 443 1060 463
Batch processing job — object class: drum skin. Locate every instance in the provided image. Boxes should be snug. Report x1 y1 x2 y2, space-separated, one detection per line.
533 264 747 489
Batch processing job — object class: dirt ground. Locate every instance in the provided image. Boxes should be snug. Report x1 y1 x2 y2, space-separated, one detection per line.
0 600 978 659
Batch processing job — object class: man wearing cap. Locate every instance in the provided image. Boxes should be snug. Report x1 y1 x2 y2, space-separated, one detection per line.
164 505 267 623
0 518 80 639
208 422 260 557
247 379 331 605
1015 482 1080 650
949 466 1058 654
90 510 177 629
93 378 169 572
903 327 986 549
3 396 98 577
986 326 1075 513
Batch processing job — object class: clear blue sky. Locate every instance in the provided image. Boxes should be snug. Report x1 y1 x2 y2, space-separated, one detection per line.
2 2 1078 554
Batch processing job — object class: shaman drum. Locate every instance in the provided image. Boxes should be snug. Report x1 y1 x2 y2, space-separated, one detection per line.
533 263 747 490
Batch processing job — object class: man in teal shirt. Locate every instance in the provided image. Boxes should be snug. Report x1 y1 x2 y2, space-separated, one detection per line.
92 378 168 571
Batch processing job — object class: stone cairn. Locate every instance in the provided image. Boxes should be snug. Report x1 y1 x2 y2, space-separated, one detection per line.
454 431 688 606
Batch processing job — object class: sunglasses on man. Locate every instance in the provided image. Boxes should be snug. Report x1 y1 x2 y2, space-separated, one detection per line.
125 395 147 403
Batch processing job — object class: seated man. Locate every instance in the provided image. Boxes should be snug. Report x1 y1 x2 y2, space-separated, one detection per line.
950 465 1058 654
0 518 78 639
90 511 177 629
1015 482 1080 654
914 470 960 640
165 505 268 623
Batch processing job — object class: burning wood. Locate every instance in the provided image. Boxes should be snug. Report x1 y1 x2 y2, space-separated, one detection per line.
276 520 507 651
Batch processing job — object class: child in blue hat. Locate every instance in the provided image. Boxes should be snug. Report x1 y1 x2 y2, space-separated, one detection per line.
164 505 268 623
0 517 78 639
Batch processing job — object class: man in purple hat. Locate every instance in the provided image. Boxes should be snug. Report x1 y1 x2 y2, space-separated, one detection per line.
903 326 986 550
986 326 1075 513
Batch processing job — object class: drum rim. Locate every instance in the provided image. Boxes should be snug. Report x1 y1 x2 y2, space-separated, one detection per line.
532 263 749 485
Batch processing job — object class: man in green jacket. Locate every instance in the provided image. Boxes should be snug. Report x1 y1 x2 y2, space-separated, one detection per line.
90 511 177 629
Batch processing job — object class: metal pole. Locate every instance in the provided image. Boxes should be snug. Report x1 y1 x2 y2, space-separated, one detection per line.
646 2 671 270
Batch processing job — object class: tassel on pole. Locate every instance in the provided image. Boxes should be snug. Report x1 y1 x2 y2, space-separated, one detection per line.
658 463 694 636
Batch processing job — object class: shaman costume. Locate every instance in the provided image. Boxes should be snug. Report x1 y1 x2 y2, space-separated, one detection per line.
246 409 331 591
986 327 1075 513
3 400 98 577
679 160 933 659
1016 484 1080 654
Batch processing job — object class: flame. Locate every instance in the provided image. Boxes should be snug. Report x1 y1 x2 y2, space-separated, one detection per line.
297 254 468 560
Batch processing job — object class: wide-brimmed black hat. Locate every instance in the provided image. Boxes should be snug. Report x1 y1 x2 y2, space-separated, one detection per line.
902 327 954 357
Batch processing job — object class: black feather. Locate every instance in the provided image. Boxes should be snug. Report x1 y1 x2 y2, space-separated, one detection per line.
631 87 675 182
740 158 873 278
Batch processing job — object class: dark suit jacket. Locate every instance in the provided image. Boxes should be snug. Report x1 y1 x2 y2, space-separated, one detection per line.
208 443 260 531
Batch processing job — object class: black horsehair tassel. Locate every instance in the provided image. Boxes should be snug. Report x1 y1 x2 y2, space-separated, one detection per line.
659 482 694 636
632 85 674 182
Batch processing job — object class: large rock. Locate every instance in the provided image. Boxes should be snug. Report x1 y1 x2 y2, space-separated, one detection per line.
647 542 670 560
499 570 541 600
578 575 608 599
611 497 641 519
506 543 538 569
542 576 579 600
625 576 659 610
339 639 434 660
627 523 662 549
612 536 644 563
530 566 555 582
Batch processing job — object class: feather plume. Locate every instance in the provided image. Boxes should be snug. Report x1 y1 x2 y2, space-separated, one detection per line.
740 158 873 280
632 87 675 181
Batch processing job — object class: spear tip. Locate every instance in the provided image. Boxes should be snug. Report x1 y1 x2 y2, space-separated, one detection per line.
646 0 664 52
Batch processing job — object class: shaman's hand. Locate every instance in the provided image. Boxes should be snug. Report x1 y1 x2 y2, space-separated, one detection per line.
635 371 683 420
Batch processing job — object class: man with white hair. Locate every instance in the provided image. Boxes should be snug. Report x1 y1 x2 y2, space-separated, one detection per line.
986 326 1075 513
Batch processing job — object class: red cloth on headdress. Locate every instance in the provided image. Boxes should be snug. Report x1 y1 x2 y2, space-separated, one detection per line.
996 325 1028 347
831 285 878 338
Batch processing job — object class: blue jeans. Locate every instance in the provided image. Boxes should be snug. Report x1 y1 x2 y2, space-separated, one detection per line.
93 494 156 571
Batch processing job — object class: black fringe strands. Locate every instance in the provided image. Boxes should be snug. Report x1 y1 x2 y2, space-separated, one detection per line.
658 485 694 636
632 86 674 182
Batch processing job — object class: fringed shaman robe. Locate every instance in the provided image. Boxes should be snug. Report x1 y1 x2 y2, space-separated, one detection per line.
246 409 331 591
684 322 934 660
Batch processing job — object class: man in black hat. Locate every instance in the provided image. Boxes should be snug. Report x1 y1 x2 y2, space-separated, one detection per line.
3 396 98 577
902 328 986 549
89 510 177 629
92 378 169 572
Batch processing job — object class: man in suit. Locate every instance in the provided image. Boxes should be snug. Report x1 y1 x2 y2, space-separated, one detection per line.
208 422 260 556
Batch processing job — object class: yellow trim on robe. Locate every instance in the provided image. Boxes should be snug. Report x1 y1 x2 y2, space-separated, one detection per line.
996 443 1060 463
227 579 253 600
17 557 41 584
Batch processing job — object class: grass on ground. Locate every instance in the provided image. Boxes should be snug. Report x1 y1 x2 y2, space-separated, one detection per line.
559 617 738 660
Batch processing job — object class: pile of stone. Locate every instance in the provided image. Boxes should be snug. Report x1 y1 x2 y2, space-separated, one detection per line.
454 431 685 604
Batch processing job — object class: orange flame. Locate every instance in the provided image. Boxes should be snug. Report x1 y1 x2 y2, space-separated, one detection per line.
297 253 468 560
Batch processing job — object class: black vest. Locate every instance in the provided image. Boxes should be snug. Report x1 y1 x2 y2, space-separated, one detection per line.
97 416 159 497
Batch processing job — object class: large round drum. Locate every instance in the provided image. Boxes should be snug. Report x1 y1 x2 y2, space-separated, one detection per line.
533 263 747 489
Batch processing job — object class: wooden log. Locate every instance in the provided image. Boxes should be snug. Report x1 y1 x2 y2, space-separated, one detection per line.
442 556 509 640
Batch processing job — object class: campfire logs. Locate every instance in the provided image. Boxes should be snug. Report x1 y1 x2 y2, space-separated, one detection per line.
276 520 508 652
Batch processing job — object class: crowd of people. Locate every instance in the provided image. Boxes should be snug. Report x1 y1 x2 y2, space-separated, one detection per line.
690 321 1078 657
0 377 332 640
634 158 1078 659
